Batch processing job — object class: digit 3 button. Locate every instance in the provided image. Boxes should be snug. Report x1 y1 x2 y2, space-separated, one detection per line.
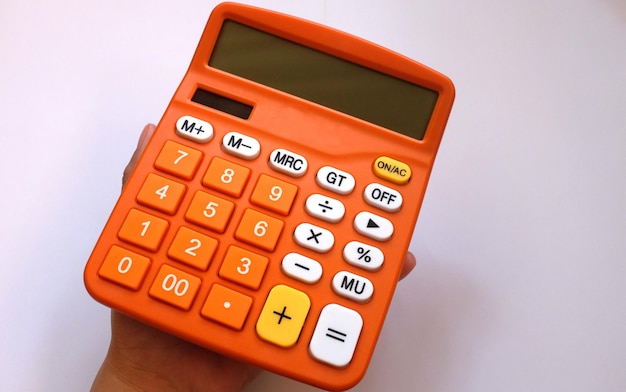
353 211 394 242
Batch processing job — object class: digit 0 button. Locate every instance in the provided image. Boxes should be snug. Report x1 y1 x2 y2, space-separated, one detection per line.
99 245 150 290
175 115 214 143
373 156 411 185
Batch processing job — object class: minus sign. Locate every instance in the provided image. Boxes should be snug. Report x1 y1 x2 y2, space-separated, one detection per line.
295 263 310 271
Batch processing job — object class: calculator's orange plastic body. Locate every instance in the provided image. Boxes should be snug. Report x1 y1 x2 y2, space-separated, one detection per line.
84 3 454 391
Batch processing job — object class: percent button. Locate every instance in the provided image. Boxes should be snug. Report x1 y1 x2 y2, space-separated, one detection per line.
342 241 384 271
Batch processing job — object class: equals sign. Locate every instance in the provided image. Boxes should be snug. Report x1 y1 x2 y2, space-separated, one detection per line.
326 328 347 342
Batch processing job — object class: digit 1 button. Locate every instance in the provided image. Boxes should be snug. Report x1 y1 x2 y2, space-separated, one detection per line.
353 211 394 242
118 208 169 252
309 304 363 367
256 285 311 348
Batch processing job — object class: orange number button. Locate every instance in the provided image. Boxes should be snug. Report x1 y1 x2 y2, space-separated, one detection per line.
118 208 169 252
219 245 269 290
136 173 186 215
235 209 284 252
168 226 219 271
154 140 203 180
250 174 298 216
149 264 201 310
202 157 250 198
185 190 235 233
201 284 253 330
98 245 150 290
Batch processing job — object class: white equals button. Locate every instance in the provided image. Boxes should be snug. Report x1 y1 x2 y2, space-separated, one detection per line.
309 304 363 367
305 194 345 223
353 211 394 242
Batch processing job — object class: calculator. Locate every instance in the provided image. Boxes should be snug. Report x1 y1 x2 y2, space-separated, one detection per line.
84 2 454 390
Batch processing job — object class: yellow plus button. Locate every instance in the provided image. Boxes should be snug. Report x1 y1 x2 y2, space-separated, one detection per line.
256 285 311 347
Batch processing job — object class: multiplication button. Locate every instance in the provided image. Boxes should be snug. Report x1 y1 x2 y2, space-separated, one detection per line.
294 223 334 253
309 304 363 367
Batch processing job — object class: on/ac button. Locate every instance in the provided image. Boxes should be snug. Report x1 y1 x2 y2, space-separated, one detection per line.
373 156 411 185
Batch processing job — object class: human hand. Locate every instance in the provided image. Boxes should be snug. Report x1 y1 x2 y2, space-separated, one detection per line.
91 124 417 392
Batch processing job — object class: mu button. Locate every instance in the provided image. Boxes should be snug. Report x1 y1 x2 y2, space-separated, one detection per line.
256 285 311 347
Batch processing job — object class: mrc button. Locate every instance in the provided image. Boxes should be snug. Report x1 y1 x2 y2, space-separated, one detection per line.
373 156 411 185
269 149 307 177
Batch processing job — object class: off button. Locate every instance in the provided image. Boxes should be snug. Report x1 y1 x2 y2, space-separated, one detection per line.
373 156 411 185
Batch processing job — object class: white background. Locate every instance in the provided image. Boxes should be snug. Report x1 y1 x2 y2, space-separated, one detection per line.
1 0 624 391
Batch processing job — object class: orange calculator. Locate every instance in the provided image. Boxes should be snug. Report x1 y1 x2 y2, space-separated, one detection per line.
84 2 454 390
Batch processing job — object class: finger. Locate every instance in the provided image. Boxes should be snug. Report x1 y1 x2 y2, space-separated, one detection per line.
398 251 416 281
122 124 156 188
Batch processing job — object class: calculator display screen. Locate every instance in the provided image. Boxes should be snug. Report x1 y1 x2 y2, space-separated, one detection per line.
209 20 438 140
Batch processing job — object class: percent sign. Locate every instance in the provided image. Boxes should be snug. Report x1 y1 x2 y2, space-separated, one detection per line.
357 247 372 263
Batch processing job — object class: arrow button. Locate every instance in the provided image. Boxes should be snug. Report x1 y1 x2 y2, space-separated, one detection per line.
353 211 394 242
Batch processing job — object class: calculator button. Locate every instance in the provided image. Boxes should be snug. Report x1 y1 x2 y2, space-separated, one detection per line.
185 191 235 233
175 115 214 143
332 271 374 303
268 148 308 177
309 304 363 367
201 284 253 330
363 183 403 213
99 245 151 290
353 211 394 242
222 131 261 160
316 166 355 195
219 245 269 290
294 223 334 253
235 209 284 252
148 264 202 310
203 157 251 198
281 253 323 284
136 173 186 215
154 140 203 180
118 209 169 251
373 156 412 185
343 241 384 271
167 226 218 271
250 174 298 216
256 285 311 348
304 193 345 223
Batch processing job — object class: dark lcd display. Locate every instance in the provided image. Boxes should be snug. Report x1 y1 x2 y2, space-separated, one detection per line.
209 20 438 140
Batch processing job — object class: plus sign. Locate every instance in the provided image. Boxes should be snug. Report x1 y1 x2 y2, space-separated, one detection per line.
195 125 205 135
272 306 292 324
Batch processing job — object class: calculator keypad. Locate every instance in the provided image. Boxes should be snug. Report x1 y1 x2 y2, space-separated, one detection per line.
99 116 412 370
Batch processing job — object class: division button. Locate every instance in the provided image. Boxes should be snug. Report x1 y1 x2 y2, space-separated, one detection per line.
256 285 311 348
309 304 363 367
294 223 335 253
353 211 394 242
305 194 345 223
281 253 323 284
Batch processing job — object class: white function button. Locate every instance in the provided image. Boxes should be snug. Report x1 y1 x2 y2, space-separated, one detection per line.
332 271 374 303
316 166 355 195
305 194 345 223
309 304 363 368
343 241 384 271
281 253 323 284
269 149 307 177
364 183 403 212
294 223 334 253
221 132 260 160
354 211 394 242
175 116 214 143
